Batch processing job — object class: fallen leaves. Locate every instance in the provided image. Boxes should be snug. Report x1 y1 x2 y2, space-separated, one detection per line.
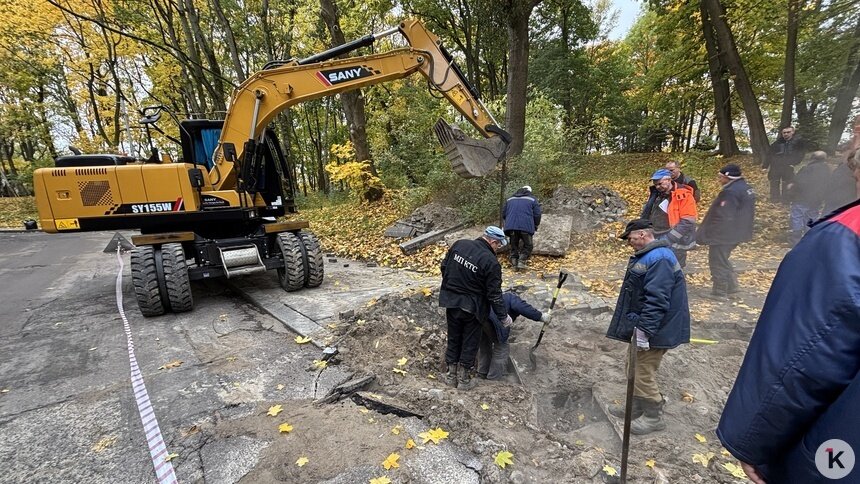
494 450 514 469
405 438 416 449
391 425 402 435
694 433 707 443
420 287 432 297
165 452 179 462
722 462 748 478
277 384 285 390
382 452 400 470
692 452 715 467
602 464 618 476
369 477 391 484
682 391 695 403
158 360 183 370
392 367 407 375
645 459 656 469
480 403 490 411
91 435 117 452
296 456 309 467
267 404 283 416
418 427 449 444
396 357 408 367
313 359 328 369
294 335 312 344
278 423 293 433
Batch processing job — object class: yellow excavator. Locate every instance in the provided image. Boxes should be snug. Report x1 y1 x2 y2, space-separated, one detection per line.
33 19 511 317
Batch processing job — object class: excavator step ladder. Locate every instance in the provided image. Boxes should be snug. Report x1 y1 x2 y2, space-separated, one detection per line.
218 245 266 278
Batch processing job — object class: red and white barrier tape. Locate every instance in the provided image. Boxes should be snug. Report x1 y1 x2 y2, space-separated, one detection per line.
115 249 178 483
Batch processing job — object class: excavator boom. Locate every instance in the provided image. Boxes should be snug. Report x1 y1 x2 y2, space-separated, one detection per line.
211 19 510 191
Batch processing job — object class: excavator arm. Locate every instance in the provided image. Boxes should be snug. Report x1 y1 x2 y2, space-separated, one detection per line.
210 18 511 192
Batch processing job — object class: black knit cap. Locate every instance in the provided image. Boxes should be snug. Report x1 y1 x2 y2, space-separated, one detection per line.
618 218 653 239
719 164 742 178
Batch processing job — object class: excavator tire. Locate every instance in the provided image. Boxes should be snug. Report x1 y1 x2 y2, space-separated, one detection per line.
161 243 193 313
131 245 166 317
277 232 305 292
299 231 324 288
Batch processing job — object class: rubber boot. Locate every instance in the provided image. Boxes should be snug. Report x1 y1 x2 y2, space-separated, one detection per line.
608 396 645 419
509 256 518 269
704 281 728 301
631 398 666 435
445 364 458 388
726 275 740 298
517 257 528 271
457 364 478 391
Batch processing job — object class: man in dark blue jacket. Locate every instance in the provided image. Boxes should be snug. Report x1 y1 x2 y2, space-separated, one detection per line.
606 219 690 435
717 199 860 483
439 226 511 390
476 291 549 380
696 164 756 299
502 185 542 270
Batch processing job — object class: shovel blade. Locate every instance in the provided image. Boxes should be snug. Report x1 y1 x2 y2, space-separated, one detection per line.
434 118 508 178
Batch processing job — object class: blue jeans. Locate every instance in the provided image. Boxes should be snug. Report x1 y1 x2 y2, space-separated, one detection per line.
789 203 819 246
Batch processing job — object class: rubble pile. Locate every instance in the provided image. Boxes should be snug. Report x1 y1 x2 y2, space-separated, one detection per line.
542 186 627 233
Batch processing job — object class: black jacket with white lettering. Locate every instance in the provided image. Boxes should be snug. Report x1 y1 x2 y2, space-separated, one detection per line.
439 238 506 321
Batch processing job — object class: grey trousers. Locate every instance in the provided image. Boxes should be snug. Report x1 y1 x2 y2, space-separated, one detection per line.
477 332 510 380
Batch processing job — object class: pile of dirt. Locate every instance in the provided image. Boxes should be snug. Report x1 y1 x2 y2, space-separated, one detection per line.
329 282 756 483
542 186 627 233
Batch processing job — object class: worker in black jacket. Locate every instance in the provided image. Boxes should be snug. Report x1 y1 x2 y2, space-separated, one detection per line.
439 226 510 390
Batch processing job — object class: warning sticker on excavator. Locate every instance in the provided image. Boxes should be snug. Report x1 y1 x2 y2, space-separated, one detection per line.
449 88 466 106
56 218 80 230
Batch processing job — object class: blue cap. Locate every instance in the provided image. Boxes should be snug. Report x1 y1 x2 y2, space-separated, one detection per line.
484 226 508 246
651 168 672 180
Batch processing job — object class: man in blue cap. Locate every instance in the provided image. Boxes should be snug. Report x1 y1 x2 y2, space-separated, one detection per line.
640 168 698 267
439 226 511 390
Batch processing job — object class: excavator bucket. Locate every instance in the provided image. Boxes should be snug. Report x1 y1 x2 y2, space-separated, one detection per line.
434 119 509 178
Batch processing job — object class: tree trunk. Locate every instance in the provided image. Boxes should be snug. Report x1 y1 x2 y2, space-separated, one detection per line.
702 0 769 163
700 1 739 156
209 0 246 82
826 17 860 152
504 0 541 157
780 0 800 128
318 0 381 199
182 0 227 113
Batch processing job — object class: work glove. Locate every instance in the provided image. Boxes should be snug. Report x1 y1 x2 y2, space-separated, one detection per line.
635 328 650 350
501 315 513 329
540 312 552 325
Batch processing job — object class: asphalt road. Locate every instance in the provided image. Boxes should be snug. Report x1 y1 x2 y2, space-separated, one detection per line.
0 231 351 483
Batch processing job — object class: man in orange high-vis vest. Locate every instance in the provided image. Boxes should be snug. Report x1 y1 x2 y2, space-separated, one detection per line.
640 169 698 268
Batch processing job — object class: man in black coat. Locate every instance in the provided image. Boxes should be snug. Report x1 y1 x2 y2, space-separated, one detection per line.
696 164 756 299
665 160 701 202
765 125 809 202
823 149 858 213
439 226 510 390
785 151 831 245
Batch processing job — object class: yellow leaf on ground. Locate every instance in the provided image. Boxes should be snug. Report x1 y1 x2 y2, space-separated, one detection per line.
369 477 391 484
419 427 449 444
578 414 585 423
278 423 293 433
277 384 285 390
481 403 490 411
427 374 436 379
382 453 400 470
92 435 117 452
645 459 656 469
694 433 707 443
494 450 514 469
360 408 370 414
295 336 312 344
267 404 283 416
603 465 618 476
397 357 408 367
391 425 402 435
327 323 338 329
296 456 309 467
165 453 179 462
313 360 328 369
721 449 731 456
692 452 715 467
392 367 407 375
421 287 432 297
158 360 183 370
682 391 695 403
405 438 416 449
722 462 748 479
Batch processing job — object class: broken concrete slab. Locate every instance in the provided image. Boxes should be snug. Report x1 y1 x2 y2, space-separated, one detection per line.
532 213 574 256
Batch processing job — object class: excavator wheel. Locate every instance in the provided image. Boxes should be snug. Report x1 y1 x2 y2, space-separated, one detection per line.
130 245 166 317
277 232 305 292
299 231 324 288
161 243 193 313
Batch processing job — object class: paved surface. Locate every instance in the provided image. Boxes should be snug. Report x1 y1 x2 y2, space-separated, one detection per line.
0 232 477 483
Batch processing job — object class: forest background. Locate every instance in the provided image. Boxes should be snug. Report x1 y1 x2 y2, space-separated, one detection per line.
0 0 858 222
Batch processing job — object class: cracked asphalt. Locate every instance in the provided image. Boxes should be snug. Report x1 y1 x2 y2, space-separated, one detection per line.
0 231 480 484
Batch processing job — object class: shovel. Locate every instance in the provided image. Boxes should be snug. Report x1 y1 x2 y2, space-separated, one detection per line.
604 332 637 484
527 270 568 370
